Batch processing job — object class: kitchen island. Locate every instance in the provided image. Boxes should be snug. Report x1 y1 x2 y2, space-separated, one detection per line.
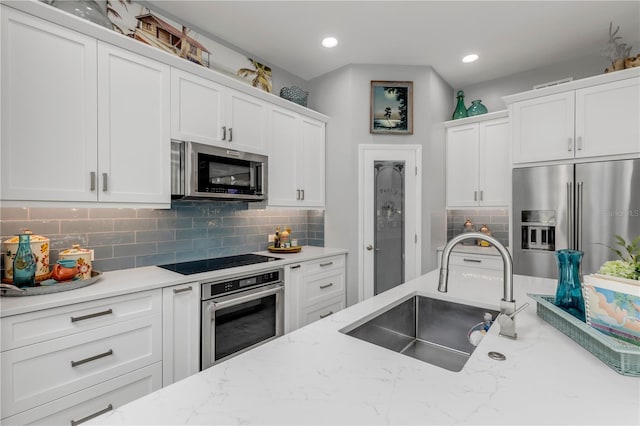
90 268 639 425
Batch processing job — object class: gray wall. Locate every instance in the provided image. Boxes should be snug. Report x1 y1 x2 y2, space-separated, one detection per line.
456 55 608 113
0 203 324 274
309 64 452 306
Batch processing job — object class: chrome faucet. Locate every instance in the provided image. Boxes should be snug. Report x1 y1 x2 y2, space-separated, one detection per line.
438 232 528 339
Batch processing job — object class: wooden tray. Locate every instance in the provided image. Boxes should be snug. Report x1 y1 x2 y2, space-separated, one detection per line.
1 271 102 297
267 246 302 253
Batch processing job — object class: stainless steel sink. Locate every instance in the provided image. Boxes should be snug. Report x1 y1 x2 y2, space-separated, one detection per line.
342 295 499 372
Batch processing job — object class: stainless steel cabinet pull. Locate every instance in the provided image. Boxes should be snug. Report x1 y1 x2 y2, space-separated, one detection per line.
70 404 113 426
222 126 227 140
90 172 96 191
577 136 583 151
102 173 108 192
296 189 301 200
463 258 482 263
320 262 333 267
290 264 301 269
70 308 113 323
319 311 333 319
229 128 233 142
568 137 573 152
474 191 477 201
71 349 113 367
301 189 305 200
319 282 334 289
173 286 193 294
479 190 483 201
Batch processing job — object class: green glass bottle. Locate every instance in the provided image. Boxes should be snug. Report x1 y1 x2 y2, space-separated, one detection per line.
452 90 467 120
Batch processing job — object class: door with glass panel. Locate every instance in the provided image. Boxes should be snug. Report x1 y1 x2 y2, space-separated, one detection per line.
360 145 421 300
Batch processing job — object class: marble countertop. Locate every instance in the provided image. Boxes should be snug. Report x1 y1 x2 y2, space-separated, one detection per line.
90 268 640 425
0 247 347 317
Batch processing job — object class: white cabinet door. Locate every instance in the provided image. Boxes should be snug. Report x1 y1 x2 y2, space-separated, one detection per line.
283 263 303 333
162 282 200 387
511 92 575 164
226 91 267 154
479 118 510 206
299 117 326 207
171 69 225 146
446 124 479 207
268 107 300 206
0 7 98 202
97 43 170 204
575 77 640 158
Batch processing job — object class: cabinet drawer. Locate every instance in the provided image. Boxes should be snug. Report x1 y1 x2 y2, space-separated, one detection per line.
301 296 345 327
304 255 344 276
1 315 161 418
448 253 504 271
1 290 161 350
1 362 162 425
302 270 345 307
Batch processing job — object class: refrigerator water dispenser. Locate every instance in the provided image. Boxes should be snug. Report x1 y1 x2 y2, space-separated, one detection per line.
521 210 555 251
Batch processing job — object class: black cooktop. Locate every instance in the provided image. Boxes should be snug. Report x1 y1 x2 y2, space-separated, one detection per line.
158 253 281 275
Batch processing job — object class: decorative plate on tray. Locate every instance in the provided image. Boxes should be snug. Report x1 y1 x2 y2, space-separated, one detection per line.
0 271 102 297
267 246 302 253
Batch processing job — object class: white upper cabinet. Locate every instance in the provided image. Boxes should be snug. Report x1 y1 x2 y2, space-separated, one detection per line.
510 92 574 163
171 69 225 146
1 7 98 202
574 77 640 158
268 107 325 208
507 70 640 164
170 69 267 154
97 43 171 204
446 114 510 208
0 7 170 206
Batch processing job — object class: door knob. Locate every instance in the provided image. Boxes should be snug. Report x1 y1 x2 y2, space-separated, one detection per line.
366 245 379 251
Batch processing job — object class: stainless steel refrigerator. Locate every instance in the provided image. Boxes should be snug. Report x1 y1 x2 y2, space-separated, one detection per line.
512 158 640 279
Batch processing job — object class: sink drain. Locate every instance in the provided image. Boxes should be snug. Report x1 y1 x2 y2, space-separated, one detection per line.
488 351 506 361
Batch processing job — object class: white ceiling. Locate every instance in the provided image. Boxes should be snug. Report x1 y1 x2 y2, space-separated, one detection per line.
146 1 640 88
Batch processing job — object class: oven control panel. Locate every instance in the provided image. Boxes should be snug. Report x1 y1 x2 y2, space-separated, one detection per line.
202 270 281 299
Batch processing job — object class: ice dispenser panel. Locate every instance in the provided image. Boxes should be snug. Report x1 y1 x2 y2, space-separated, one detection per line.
521 210 555 251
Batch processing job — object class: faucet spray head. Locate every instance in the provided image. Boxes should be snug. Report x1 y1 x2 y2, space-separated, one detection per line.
438 267 449 292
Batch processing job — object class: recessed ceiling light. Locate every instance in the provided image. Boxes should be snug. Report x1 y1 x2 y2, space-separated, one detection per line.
322 37 338 48
462 54 479 63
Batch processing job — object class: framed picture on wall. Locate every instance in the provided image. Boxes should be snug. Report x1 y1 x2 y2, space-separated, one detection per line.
370 81 413 135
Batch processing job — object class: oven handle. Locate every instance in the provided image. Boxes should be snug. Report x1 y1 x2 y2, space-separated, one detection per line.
210 283 283 311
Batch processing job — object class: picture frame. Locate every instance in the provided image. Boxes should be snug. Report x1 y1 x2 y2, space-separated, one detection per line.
370 81 413 135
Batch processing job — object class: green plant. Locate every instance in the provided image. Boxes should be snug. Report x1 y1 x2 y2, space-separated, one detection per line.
598 235 640 280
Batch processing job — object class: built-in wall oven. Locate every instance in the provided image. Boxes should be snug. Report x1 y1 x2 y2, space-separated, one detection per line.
200 269 284 370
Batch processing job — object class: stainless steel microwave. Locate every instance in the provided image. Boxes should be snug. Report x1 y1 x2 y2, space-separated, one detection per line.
171 141 267 202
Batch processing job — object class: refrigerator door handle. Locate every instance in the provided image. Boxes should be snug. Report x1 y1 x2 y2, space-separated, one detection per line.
577 181 583 251
566 182 573 248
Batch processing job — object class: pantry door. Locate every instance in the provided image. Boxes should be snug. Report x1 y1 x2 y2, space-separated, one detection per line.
359 145 422 300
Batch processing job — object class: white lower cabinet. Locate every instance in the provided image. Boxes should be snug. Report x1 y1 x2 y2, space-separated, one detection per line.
284 254 346 332
0 289 162 424
1 362 162 426
162 282 200 386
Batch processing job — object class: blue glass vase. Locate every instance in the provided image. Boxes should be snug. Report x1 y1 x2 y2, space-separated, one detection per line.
13 233 37 287
554 249 585 322
467 100 488 116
